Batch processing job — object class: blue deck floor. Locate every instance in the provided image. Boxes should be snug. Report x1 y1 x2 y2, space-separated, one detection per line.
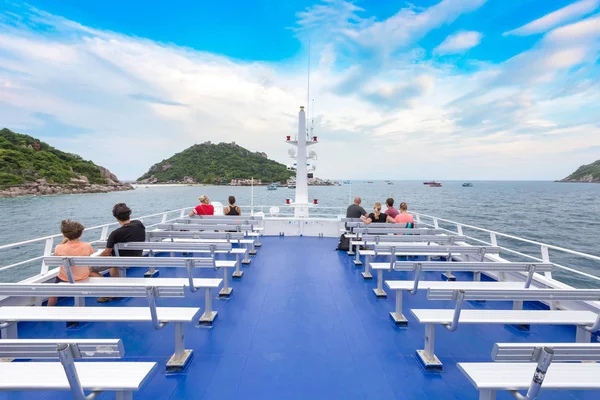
1 236 598 399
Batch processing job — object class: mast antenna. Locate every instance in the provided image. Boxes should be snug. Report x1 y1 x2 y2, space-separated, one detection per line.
306 39 311 138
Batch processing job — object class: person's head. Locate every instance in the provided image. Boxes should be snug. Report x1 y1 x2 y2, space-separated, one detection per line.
373 201 382 216
399 202 408 212
228 196 236 205
112 203 132 223
61 219 85 241
198 195 210 205
353 196 361 205
386 198 394 208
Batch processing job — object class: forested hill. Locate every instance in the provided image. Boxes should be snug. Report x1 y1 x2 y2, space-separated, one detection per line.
560 159 600 183
0 128 112 186
137 141 293 184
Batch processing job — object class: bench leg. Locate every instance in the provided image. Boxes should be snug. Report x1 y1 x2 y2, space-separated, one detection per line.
166 322 193 373
249 240 257 256
416 324 443 370
74 296 85 307
242 244 251 264
473 271 481 282
576 326 592 343
199 288 218 324
479 390 496 400
390 290 407 325
219 268 233 297
116 392 133 400
442 271 456 281
347 241 355 256
353 246 362 266
362 255 372 279
373 269 387 297
232 254 243 278
254 234 262 247
0 322 18 339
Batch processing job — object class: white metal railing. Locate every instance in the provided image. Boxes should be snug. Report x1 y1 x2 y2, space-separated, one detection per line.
0 207 192 279
411 212 600 285
1 206 599 288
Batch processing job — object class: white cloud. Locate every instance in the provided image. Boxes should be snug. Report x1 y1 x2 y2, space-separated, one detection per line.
434 31 482 55
503 0 600 36
0 3 599 182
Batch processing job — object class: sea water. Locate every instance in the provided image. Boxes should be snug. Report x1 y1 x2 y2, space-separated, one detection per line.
1 181 599 287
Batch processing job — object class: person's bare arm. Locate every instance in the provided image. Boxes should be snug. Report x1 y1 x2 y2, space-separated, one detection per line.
386 215 396 223
188 210 195 217
98 248 112 257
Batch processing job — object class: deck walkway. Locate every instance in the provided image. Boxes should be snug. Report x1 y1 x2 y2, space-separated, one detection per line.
0 237 597 399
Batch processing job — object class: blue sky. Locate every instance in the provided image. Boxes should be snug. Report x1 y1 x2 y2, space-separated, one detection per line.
0 0 599 180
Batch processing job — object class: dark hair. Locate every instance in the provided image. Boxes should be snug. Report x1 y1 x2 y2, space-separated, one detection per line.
61 219 84 240
400 202 408 211
112 203 132 222
386 198 394 207
228 196 236 205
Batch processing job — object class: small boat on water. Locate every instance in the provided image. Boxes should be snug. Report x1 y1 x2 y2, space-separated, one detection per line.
462 183 473 187
267 183 278 190
342 180 351 184
423 180 437 185
387 182 394 185
428 182 442 187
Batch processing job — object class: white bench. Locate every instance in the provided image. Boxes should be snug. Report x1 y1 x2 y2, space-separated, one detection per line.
459 343 600 399
411 288 600 369
344 228 443 255
363 245 501 295
146 230 258 257
43 255 237 297
0 283 198 372
0 306 198 373
0 338 124 359
78 277 222 324
0 362 157 400
156 223 262 253
384 261 552 321
110 241 249 276
348 234 467 265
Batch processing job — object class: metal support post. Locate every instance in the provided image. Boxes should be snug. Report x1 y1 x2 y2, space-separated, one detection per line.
219 267 232 297
353 244 362 266
390 290 407 325
373 269 387 297
144 250 159 277
57 343 100 400
242 243 251 264
0 322 18 339
509 347 554 400
416 324 443 369
145 287 166 330
232 254 243 278
361 254 372 279
166 322 193 373
576 326 592 343
199 288 217 324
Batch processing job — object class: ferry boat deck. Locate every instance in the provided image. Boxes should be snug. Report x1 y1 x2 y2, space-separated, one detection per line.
2 236 596 400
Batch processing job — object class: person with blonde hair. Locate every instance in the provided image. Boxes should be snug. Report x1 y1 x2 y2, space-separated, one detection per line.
393 202 415 226
189 195 214 216
361 201 388 224
47 220 102 306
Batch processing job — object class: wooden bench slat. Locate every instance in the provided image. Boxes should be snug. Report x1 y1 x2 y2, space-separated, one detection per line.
0 362 157 391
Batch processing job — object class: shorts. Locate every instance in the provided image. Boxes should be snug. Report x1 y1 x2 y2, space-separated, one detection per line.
90 267 111 273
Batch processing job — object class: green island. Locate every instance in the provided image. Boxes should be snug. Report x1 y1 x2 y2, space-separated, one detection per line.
137 141 293 185
0 128 131 197
559 159 600 183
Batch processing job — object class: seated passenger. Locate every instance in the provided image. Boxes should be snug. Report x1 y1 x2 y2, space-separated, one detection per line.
361 202 388 224
384 198 398 219
96 203 146 303
393 202 415 226
224 196 241 216
346 196 368 219
47 220 101 307
189 195 214 216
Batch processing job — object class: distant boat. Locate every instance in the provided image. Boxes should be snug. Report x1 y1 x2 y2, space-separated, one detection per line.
423 181 437 185
342 180 351 184
428 182 442 187
367 181 374 183
462 183 473 187
387 182 394 185
267 183 277 190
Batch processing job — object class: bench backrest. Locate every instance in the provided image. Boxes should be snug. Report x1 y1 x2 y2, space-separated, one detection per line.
427 288 600 302
346 222 421 229
360 234 466 244
0 283 185 298
184 215 263 220
157 223 254 231
175 218 259 225
492 343 600 362
373 245 500 255
146 231 246 241
392 261 552 273
353 228 443 235
43 256 217 269
114 241 232 253
0 339 124 359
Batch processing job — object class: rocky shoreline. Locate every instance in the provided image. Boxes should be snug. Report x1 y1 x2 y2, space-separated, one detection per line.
0 181 133 198
556 175 600 183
